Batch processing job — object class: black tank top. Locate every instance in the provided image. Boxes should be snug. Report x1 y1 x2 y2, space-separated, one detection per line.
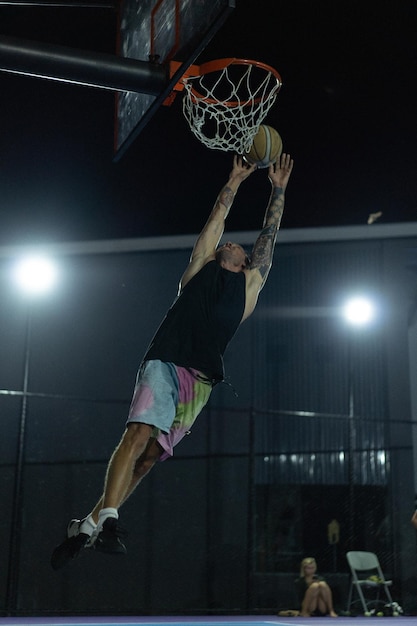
143 260 246 382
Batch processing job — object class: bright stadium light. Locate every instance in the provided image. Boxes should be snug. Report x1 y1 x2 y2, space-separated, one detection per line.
12 255 58 295
342 296 375 326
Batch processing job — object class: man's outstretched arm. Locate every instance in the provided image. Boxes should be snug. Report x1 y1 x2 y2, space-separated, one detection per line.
242 153 294 320
180 156 256 291
250 152 293 286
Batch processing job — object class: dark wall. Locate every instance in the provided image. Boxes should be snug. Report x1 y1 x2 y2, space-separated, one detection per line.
0 234 416 616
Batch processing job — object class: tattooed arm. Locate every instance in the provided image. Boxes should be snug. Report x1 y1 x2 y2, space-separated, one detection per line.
180 156 256 291
250 153 293 287
242 153 294 321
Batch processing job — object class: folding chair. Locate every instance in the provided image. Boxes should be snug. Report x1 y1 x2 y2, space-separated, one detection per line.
346 551 393 614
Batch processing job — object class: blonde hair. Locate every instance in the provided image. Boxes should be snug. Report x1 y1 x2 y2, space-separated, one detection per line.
300 557 317 577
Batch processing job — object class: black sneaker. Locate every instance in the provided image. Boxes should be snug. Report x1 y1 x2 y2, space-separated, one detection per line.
93 517 127 554
50 519 90 570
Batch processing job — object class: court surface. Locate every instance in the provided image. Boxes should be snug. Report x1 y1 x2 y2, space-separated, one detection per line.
0 617 415 626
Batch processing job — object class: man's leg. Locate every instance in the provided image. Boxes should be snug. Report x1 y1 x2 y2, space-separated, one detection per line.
90 436 163 522
91 424 160 553
97 422 153 511
51 423 157 569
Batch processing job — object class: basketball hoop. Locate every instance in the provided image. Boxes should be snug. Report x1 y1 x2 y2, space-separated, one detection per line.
180 58 282 153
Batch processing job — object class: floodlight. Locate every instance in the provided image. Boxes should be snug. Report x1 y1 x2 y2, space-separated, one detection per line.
13 255 57 295
342 296 375 326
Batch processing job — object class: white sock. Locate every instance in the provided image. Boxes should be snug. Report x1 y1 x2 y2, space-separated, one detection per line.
97 507 118 532
79 514 97 536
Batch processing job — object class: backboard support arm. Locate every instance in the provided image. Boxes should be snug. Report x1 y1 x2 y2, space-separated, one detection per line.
0 34 167 93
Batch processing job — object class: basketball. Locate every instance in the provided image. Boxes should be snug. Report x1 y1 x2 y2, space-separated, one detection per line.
244 125 283 168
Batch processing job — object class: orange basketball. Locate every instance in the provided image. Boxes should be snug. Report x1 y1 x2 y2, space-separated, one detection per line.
244 125 283 168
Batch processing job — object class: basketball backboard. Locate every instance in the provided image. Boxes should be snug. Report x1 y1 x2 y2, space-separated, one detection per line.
114 0 235 161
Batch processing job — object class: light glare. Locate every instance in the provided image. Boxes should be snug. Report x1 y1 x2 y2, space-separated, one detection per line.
343 297 375 326
13 256 57 295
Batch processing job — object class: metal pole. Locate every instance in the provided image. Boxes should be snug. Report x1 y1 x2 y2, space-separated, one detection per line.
0 35 168 94
5 306 32 615
0 1 114 6
246 405 256 611
348 335 356 549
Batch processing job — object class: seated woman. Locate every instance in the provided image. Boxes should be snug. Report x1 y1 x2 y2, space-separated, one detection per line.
295 557 338 617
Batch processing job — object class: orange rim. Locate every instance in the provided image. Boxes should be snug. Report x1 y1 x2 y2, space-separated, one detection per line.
187 57 282 107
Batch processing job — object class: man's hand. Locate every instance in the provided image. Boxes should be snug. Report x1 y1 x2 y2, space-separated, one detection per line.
411 511 417 529
268 153 294 190
230 155 257 184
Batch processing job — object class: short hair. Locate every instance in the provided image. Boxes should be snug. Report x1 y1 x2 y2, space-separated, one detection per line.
215 245 251 268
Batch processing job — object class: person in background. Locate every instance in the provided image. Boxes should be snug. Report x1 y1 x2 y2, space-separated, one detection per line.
295 557 338 617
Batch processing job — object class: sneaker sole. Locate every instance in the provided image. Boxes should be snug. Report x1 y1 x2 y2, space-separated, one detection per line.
50 533 90 570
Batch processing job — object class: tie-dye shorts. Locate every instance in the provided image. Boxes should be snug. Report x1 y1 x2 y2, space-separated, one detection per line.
127 359 212 460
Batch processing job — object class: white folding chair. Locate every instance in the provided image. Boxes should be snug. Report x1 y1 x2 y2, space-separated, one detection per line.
346 551 393 614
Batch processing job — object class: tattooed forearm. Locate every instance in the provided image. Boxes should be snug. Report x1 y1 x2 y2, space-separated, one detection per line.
263 186 285 228
218 185 235 210
250 187 285 281
250 226 275 278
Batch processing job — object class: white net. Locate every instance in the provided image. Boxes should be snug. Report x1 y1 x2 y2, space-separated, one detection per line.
182 60 282 153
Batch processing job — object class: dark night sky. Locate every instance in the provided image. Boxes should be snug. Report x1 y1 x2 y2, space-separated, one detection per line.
0 0 416 246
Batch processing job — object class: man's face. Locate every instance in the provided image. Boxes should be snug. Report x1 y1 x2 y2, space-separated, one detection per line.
216 242 249 272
